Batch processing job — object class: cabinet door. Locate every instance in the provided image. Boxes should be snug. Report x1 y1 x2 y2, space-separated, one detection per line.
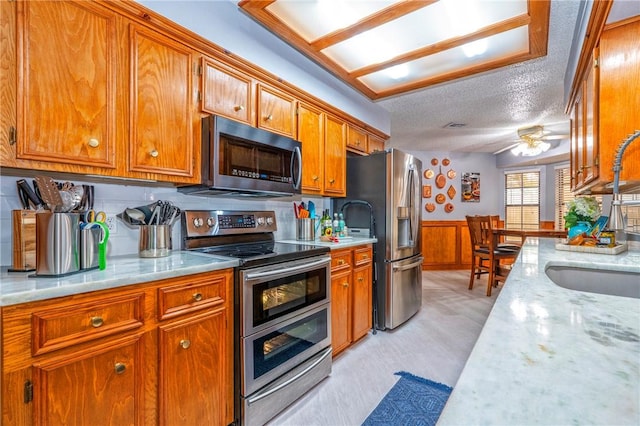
351 264 372 342
256 84 296 138
201 57 253 124
32 334 144 426
17 0 117 168
129 25 195 181
583 60 597 185
347 124 367 153
331 268 352 356
324 115 346 196
573 93 585 189
158 309 232 426
368 134 385 154
297 102 324 194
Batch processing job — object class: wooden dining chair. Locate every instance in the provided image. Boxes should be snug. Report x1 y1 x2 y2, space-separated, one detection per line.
466 215 520 296
490 215 522 250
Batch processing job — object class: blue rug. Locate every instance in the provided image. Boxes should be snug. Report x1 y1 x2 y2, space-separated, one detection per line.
362 372 453 426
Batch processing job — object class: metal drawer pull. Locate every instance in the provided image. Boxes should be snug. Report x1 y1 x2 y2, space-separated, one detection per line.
88 138 100 148
245 258 329 280
343 282 349 288
358 277 364 282
247 347 332 404
180 339 191 349
90 316 104 328
234 105 245 112
114 363 126 374
150 149 159 158
337 259 345 265
192 293 203 302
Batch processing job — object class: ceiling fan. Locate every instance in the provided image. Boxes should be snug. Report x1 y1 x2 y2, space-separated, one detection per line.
495 124 570 156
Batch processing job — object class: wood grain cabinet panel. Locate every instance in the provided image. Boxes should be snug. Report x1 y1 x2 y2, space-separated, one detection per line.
323 115 346 197
256 83 296 138
201 57 254 124
129 24 196 181
330 268 352 356
32 334 144 426
368 134 385 154
158 308 232 426
352 260 372 342
16 0 118 169
346 124 367 153
297 102 324 194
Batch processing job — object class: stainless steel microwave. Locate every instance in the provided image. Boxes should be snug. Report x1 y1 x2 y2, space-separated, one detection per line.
179 115 302 198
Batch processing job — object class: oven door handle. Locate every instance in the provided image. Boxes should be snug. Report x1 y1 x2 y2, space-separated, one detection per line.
244 257 330 281
246 346 332 405
392 257 424 272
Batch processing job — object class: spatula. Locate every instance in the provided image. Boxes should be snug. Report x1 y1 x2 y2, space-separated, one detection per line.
34 176 63 212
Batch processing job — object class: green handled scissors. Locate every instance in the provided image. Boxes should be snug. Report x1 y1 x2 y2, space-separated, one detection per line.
84 209 106 224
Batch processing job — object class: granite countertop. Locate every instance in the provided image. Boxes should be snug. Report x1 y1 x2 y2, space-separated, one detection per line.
438 238 640 425
278 237 377 249
1 251 238 307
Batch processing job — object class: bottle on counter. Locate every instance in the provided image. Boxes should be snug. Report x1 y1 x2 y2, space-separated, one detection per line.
338 213 346 237
333 213 340 235
321 209 332 236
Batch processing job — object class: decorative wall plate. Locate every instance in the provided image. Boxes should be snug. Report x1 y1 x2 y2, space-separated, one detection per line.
445 203 454 213
425 202 435 212
447 169 456 179
431 158 438 166
442 158 450 166
424 169 434 179
435 193 446 204
447 185 456 199
422 185 432 198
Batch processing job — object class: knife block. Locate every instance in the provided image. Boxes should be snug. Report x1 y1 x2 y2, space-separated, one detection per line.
11 210 36 272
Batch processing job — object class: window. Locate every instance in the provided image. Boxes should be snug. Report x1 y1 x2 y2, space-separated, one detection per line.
505 171 540 230
621 194 640 233
555 166 573 230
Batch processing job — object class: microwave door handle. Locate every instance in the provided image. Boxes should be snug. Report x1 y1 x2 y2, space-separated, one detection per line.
291 146 302 190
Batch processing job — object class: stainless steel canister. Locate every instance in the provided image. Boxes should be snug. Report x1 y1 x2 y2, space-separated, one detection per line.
36 212 80 276
296 218 316 241
139 225 172 258
80 226 103 270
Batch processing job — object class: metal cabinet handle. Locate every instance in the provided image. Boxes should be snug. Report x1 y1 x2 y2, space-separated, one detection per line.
192 293 203 302
265 114 273 121
180 339 191 349
329 179 335 184
88 138 100 148
234 105 245 112
342 281 349 288
90 316 104 328
114 363 126 374
358 277 364 282
150 149 159 158
337 259 345 265
312 175 319 181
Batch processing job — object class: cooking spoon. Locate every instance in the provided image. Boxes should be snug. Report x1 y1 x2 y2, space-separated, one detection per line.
125 208 146 225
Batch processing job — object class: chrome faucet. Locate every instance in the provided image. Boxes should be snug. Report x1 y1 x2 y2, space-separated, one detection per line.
608 130 640 232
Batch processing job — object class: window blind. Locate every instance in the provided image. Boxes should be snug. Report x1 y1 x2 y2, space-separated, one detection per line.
505 171 540 229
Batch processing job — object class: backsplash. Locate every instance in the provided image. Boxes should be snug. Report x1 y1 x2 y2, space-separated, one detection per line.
0 175 328 266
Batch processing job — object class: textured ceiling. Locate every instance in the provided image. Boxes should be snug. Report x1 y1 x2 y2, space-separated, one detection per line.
377 0 581 154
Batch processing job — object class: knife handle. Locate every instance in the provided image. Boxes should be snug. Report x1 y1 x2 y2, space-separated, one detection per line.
17 179 43 209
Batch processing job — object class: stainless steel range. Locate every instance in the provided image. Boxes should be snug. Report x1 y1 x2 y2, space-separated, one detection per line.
182 210 332 426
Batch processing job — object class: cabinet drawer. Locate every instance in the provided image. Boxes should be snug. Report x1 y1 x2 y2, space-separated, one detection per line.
158 276 226 320
347 125 368 152
331 250 352 272
354 246 372 266
32 293 145 356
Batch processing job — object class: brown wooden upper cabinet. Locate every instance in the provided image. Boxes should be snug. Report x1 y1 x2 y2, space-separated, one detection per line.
570 16 640 193
201 56 254 125
297 102 325 194
368 134 385 154
129 24 197 182
257 83 297 138
347 124 368 153
324 115 347 197
15 0 118 170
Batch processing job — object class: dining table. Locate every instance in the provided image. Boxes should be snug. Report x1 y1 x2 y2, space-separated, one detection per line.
492 228 567 244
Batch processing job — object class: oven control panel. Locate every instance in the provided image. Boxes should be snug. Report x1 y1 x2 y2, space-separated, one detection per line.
182 210 277 237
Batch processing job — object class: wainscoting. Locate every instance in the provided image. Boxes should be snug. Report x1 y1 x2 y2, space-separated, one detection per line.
421 220 556 270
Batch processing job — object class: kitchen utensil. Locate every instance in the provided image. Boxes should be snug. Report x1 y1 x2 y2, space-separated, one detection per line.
59 190 75 212
308 201 316 218
69 185 83 211
422 185 431 198
435 193 446 204
124 207 146 225
431 158 438 166
425 203 435 212
84 209 106 226
447 185 456 200
34 175 63 212
447 169 456 179
296 218 316 241
17 179 44 209
445 203 454 213
424 169 434 179
442 158 450 166
16 183 29 209
139 224 171 258
35 212 80 276
435 166 446 189
96 221 109 270
80 225 102 270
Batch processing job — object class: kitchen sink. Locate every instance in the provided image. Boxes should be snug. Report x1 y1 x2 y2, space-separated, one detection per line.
545 264 640 299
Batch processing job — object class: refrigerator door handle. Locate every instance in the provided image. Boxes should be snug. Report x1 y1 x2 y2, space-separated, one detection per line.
392 257 424 271
407 164 418 247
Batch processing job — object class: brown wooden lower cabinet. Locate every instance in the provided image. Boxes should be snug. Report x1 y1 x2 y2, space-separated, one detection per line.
1 269 234 426
330 244 373 357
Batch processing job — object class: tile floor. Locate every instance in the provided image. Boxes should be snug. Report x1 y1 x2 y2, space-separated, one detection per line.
267 270 501 425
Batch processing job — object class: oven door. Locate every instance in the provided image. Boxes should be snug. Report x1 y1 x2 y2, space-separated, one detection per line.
242 302 331 397
240 255 330 336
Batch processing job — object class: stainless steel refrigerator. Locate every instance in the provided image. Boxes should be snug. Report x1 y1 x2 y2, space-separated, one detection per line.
334 149 423 330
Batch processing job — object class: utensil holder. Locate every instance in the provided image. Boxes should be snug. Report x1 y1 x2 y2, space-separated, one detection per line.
139 225 172 258
36 212 80 276
296 218 316 241
80 226 103 270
